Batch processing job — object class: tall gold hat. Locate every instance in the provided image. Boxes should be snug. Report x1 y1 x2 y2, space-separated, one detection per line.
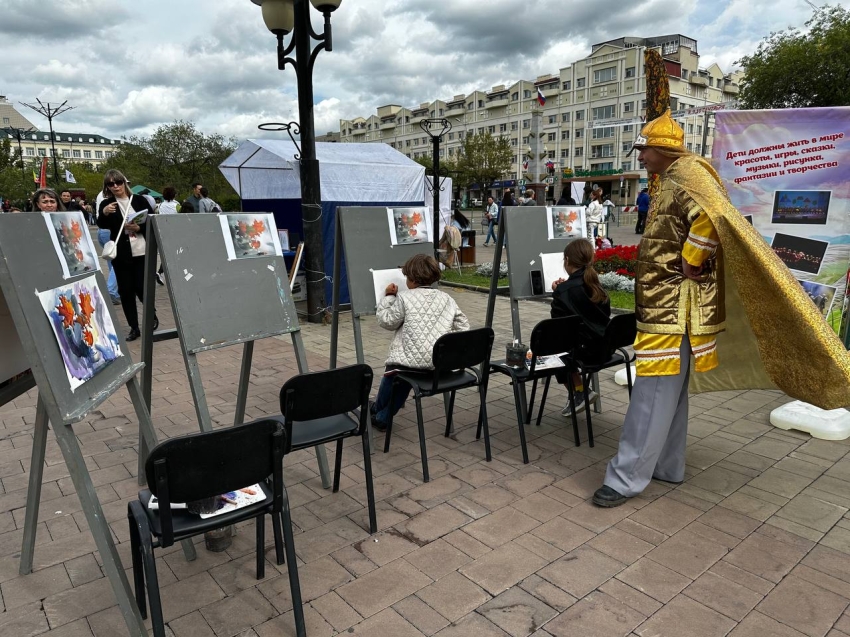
628 109 684 154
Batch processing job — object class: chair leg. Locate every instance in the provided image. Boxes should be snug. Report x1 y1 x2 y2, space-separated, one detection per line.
526 378 538 425
535 376 552 427
272 511 284 565
625 357 634 397
139 526 165 637
565 372 581 446
280 493 306 637
127 507 147 620
383 381 396 454
255 514 265 580
582 373 595 447
479 382 492 462
333 439 344 493
413 394 430 483
361 430 378 534
512 381 530 464
444 391 456 437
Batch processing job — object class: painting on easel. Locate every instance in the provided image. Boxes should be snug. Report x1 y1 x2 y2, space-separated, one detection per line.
42 211 100 279
37 275 123 391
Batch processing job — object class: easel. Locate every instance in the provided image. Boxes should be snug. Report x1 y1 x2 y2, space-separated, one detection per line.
142 215 330 487
484 206 603 419
0 214 159 636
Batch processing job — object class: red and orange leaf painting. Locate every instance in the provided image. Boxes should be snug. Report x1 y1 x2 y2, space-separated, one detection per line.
56 295 76 328
250 219 265 236
411 212 422 225
78 291 95 325
238 221 248 235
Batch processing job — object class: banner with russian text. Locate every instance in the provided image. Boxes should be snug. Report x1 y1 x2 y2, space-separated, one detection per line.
713 107 850 334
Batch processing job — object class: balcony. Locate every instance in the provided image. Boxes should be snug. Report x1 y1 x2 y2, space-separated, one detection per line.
689 75 709 87
485 97 509 109
723 82 739 95
445 105 465 117
410 113 428 123
380 121 397 130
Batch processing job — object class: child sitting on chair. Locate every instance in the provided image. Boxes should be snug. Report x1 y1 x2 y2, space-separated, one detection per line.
370 254 469 431
550 238 612 413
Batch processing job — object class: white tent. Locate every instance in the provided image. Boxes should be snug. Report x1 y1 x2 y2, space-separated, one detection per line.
219 139 425 202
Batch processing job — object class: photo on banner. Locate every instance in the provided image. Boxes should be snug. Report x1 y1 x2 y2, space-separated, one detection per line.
546 206 587 240
799 279 837 318
387 207 432 245
713 107 849 331
218 213 282 260
42 211 99 279
36 275 123 391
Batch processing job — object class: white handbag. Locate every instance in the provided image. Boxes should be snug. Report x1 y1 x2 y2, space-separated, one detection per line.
100 203 128 261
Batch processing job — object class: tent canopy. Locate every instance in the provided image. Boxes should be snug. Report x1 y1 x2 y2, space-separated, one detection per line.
219 140 425 202
130 185 163 199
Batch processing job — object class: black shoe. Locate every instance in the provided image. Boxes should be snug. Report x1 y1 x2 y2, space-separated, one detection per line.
652 476 684 486
152 315 159 332
126 329 141 342
368 401 388 432
156 273 165 286
111 296 121 306
592 485 628 508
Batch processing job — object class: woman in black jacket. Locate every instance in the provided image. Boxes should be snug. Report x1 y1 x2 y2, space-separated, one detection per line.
97 169 157 341
551 238 611 410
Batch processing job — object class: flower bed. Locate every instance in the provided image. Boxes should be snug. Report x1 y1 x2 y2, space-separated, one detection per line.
594 245 638 278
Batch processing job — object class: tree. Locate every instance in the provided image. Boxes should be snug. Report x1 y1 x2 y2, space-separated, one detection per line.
456 132 513 203
0 138 31 204
737 5 850 109
103 121 238 201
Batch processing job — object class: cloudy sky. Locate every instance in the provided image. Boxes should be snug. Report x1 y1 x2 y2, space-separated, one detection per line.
2 0 846 141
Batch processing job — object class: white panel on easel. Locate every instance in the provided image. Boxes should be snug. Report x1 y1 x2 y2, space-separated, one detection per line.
770 400 850 441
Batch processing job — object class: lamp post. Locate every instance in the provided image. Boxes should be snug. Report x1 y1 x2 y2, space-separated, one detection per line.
7 127 34 195
20 99 74 187
420 118 451 263
250 0 341 324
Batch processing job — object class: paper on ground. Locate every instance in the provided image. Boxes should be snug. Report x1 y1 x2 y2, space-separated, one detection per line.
372 268 408 307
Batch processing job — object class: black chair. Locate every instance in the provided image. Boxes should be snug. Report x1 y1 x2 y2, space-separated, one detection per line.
383 327 495 483
277 364 378 534
128 420 305 637
490 316 584 462
567 312 637 441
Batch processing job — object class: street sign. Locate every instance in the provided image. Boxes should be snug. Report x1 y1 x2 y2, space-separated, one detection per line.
544 177 554 185
518 179 526 188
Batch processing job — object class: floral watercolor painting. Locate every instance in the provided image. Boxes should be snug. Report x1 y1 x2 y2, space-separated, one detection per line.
387 207 432 245
42 211 100 279
547 206 587 240
37 275 122 391
218 213 282 260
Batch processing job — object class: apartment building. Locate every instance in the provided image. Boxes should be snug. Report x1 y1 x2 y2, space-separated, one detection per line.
339 34 741 203
1 96 122 172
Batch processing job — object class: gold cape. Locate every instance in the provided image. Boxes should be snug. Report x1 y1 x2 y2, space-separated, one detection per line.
665 155 850 410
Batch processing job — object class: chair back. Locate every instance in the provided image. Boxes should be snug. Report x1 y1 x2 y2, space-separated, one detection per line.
280 364 373 445
605 313 637 350
529 316 582 358
145 419 284 546
432 327 495 373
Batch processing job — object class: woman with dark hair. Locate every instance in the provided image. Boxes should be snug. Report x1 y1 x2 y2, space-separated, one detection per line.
556 188 577 206
586 188 605 237
551 238 611 410
158 186 180 214
97 169 157 341
31 188 65 212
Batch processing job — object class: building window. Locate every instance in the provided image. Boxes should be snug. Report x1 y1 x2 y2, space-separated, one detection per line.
468 103 474 110
62 149 70 157
547 132 556 142
487 125 495 134
523 89 532 99
548 115 557 124
448 132 454 140
592 105 616 120
522 119 530 129
591 144 615 158
625 66 635 78
511 122 518 130
458 131 464 139
522 136 529 145
511 92 518 101
682 69 689 79
499 123 507 132
561 149 568 158
562 112 570 122
574 148 583 157
561 130 570 140
622 161 632 171
593 67 616 83
624 101 634 113
414 139 419 146
26 147 34 156
687 142 693 151
105 151 112 158
641 99 647 109
575 129 583 139
548 150 555 159
83 150 92 158
477 127 483 134
575 110 584 121
687 124 694 134
622 142 632 152
696 125 702 134
591 162 614 171
695 144 702 154
576 77 586 88
510 138 518 147
623 124 634 132
562 80 571 90
478 100 484 108
405 140 410 147
592 127 615 139
38 148 47 156
2 117 9 125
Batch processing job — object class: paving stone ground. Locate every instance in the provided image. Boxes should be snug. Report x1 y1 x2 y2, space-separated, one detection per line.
3 257 850 637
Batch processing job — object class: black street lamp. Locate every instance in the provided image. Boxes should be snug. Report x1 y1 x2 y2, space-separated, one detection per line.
250 0 341 324
420 118 451 263
20 99 74 187
7 126 34 194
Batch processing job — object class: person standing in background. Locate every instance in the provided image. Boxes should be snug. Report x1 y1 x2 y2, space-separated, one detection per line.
636 187 650 234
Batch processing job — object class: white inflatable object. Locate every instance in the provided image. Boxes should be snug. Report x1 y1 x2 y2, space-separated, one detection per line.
770 400 850 441
614 365 637 386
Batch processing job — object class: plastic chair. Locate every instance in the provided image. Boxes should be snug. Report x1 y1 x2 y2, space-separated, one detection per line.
383 327 495 482
568 313 637 439
127 420 305 637
277 364 378 534
489 316 584 462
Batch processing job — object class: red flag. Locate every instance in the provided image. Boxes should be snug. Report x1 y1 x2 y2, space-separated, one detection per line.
38 157 48 189
536 87 546 106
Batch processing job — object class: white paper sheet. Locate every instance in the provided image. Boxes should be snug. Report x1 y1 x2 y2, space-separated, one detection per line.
546 206 587 241
42 211 100 280
372 268 408 307
540 252 569 292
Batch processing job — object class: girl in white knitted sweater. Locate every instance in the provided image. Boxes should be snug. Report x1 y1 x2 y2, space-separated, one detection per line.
370 254 469 431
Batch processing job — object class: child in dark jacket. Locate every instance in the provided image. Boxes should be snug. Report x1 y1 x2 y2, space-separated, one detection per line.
550 238 612 411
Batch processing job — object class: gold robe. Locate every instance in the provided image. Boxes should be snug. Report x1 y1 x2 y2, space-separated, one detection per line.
668 155 850 410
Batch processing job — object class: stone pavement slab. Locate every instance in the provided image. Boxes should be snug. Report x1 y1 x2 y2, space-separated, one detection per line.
3 282 850 636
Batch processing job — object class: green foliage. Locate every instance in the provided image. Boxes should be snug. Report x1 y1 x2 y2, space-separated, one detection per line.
456 132 513 191
737 5 850 109
103 121 238 202
0 138 30 203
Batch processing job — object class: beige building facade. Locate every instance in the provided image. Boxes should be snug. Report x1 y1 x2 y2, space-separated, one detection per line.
339 35 741 204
